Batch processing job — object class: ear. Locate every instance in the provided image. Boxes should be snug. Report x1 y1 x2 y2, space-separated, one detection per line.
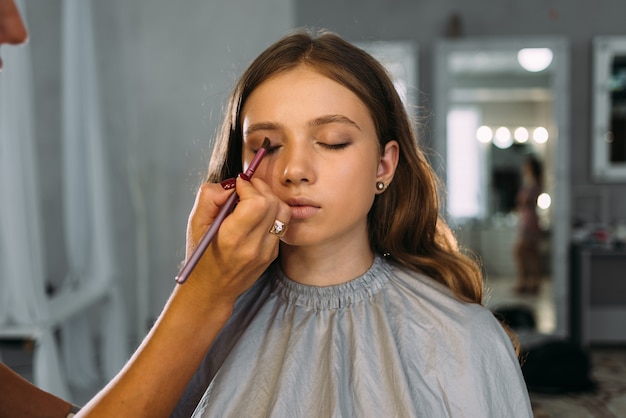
376 140 399 189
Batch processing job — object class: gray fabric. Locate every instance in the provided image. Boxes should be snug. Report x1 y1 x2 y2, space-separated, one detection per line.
173 256 532 418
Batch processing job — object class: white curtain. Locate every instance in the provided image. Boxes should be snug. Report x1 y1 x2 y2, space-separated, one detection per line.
0 0 46 326
0 0 71 399
59 0 128 388
0 0 128 400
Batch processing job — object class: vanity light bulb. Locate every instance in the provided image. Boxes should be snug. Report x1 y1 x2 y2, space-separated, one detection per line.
476 125 493 143
494 127 513 149
514 127 529 143
533 127 549 144
537 193 551 210
517 48 553 72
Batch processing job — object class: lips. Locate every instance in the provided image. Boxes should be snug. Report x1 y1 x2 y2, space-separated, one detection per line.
285 197 321 220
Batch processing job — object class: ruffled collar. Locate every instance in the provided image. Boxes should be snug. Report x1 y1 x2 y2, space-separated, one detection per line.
271 255 391 310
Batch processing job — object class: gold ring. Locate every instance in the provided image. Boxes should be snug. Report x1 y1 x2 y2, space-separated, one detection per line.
269 219 287 237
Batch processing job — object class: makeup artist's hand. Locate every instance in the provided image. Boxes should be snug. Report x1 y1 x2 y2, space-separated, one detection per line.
77 176 290 417
183 175 290 310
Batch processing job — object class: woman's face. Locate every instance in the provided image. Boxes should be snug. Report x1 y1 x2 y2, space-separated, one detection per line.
240 65 398 251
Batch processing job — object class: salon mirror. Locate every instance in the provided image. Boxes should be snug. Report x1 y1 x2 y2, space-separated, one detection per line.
593 36 626 181
355 40 418 112
434 38 570 340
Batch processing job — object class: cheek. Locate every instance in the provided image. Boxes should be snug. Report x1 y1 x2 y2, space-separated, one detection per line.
329 162 378 207
333 152 379 188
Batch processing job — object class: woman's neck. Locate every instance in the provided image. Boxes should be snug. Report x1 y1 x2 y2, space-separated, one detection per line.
278 240 374 286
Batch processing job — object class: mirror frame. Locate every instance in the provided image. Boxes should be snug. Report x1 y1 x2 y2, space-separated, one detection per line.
592 36 626 182
434 37 571 339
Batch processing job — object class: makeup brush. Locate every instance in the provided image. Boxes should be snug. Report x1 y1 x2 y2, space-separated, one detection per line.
175 137 271 284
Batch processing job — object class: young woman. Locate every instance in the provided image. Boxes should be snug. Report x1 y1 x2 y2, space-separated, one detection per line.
166 28 533 417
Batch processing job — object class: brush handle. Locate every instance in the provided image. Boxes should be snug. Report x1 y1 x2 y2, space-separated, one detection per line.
175 191 239 284
175 138 270 284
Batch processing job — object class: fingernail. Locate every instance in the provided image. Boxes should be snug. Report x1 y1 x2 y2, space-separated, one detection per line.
239 173 251 182
220 177 236 190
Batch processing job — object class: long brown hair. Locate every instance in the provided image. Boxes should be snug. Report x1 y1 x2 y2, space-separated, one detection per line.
207 28 483 306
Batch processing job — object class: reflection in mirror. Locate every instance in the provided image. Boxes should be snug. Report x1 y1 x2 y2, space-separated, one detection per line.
609 56 626 163
593 36 626 181
355 40 418 112
435 38 570 341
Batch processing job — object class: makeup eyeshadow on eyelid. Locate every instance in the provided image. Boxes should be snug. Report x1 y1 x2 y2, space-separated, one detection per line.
243 137 267 152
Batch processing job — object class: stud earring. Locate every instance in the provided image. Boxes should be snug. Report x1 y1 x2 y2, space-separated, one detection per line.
376 181 386 191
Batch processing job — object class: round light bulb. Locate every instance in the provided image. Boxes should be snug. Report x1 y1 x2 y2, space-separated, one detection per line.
517 48 553 72
494 127 513 149
533 127 549 143
537 193 551 210
476 125 493 143
514 127 529 143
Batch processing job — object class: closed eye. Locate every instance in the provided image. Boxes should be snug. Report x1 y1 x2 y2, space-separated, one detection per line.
318 142 350 151
251 140 280 155
263 144 281 154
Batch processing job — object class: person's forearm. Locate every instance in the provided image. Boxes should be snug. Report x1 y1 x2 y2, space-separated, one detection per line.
0 362 74 418
76 179 280 417
76 285 234 418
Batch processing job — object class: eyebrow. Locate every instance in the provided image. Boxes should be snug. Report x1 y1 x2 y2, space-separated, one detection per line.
244 114 361 137
309 114 361 130
244 121 281 137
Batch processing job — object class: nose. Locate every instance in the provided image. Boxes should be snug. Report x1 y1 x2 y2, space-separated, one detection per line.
278 142 316 186
0 0 29 46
